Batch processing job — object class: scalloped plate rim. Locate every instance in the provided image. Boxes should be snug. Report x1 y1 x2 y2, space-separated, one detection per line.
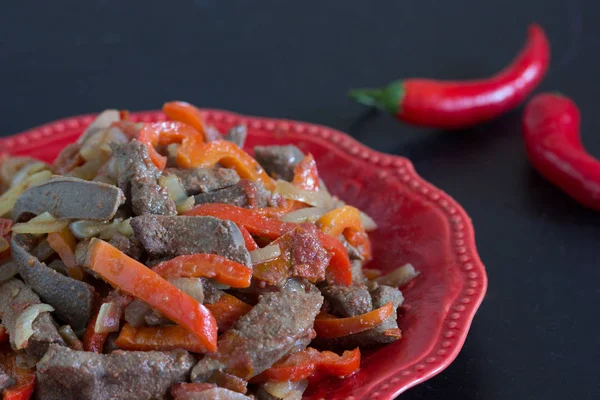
0 109 487 400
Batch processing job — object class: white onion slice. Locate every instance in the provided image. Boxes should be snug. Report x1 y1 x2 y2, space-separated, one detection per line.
0 170 52 217
250 244 281 265
359 210 377 231
280 207 327 223
159 174 189 204
70 220 111 239
118 218 134 237
14 304 55 349
275 180 332 208
59 325 83 349
176 196 195 214
375 263 419 287
169 277 204 303
77 109 120 144
264 380 308 400
12 212 69 234
94 302 122 334
11 162 48 187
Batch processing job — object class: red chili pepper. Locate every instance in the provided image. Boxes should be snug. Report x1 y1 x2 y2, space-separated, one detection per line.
0 344 35 400
349 24 550 129
522 93 600 210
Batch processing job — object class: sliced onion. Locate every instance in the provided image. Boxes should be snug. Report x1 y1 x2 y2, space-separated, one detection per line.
77 109 120 144
359 210 377 231
0 170 52 217
11 162 48 187
80 126 127 161
94 302 122 334
280 207 327 223
169 277 204 303
12 212 69 234
275 180 332 208
59 325 83 350
250 244 281 265
70 156 109 181
375 263 419 287
118 218 134 237
14 304 55 349
70 220 111 239
264 380 308 400
176 196 195 214
159 174 189 204
0 156 37 187
0 261 19 283
99 219 122 240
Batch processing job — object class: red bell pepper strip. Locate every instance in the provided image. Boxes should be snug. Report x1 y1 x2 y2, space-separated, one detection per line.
350 24 550 129
176 140 276 191
152 253 252 288
47 227 84 280
138 121 202 170
0 326 8 343
253 347 361 382
523 93 600 210
0 218 13 261
237 225 258 251
86 239 217 352
163 101 207 140
82 290 132 353
115 323 212 353
119 110 130 121
204 294 252 332
184 204 352 285
314 302 394 338
0 344 35 400
292 154 320 191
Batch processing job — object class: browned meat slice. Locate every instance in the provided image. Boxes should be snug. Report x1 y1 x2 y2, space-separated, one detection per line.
131 215 251 265
350 259 366 283
191 280 323 381
0 365 14 391
36 344 194 400
124 299 171 328
112 139 177 216
0 279 65 358
166 167 240 195
12 176 125 222
194 180 271 209
173 387 252 400
253 145 305 181
224 125 247 148
321 285 372 317
316 285 404 349
108 233 143 260
11 234 96 332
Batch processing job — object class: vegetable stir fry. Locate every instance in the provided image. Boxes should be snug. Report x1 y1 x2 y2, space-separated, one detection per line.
0 101 418 400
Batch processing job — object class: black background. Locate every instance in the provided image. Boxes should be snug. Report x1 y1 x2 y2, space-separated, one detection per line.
1 1 599 399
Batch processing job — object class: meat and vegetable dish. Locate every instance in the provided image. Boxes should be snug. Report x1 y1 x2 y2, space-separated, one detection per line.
0 101 418 400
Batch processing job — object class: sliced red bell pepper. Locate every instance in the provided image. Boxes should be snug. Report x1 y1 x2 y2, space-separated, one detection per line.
82 290 132 353
237 225 258 251
0 326 8 343
0 218 13 261
0 344 35 400
138 121 202 170
204 294 252 332
314 302 394 338
176 140 276 191
292 154 320 191
152 253 252 288
47 227 84 280
184 204 352 285
119 110 130 121
115 323 211 354
163 101 207 140
86 239 217 352
318 205 372 260
253 347 361 382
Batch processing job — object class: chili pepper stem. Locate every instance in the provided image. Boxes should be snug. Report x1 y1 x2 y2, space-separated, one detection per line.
348 80 404 115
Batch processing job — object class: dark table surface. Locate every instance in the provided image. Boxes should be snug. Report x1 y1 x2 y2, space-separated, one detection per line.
1 0 598 399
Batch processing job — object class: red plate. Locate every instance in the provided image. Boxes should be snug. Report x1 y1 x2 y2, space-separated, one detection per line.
1 110 487 400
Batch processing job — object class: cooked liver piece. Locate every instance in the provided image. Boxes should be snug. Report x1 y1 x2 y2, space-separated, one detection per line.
108 233 143 260
253 145 305 181
11 234 96 332
223 125 247 148
191 281 323 381
131 215 251 266
321 285 373 317
194 180 271 209
36 345 195 400
165 167 240 195
12 176 125 222
0 279 65 358
112 139 177 216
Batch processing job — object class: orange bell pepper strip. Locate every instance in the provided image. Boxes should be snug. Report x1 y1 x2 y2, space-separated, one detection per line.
184 204 352 285
0 344 36 400
47 227 83 280
177 140 276 191
237 225 258 251
204 294 252 332
138 121 202 170
86 239 217 352
292 154 320 191
253 347 361 382
0 218 13 261
152 253 252 288
115 323 212 354
314 302 394 339
318 205 372 260
82 290 132 353
163 101 206 139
